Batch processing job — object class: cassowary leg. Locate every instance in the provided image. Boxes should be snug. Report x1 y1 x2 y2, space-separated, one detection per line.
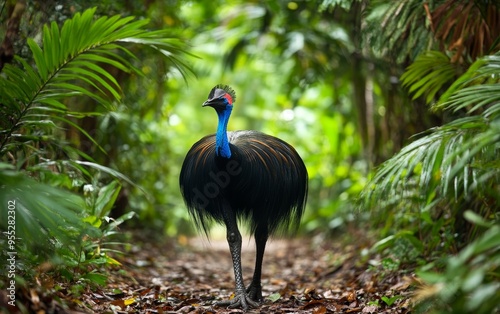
246 224 268 302
216 208 259 310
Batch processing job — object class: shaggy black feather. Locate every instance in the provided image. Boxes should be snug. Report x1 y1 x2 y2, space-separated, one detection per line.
179 130 308 236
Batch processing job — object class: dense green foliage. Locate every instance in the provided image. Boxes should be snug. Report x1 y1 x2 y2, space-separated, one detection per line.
0 0 499 312
0 5 190 289
363 1 500 311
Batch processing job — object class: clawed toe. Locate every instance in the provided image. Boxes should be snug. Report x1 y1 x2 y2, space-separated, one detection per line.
216 292 260 310
246 284 263 302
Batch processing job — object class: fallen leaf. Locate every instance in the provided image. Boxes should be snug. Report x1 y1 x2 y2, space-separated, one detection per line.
266 292 281 302
124 297 136 305
313 305 327 314
362 305 379 313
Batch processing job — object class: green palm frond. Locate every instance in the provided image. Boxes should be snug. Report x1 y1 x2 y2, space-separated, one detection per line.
365 53 500 211
400 51 459 104
0 7 192 156
437 54 500 113
365 0 433 62
0 8 192 253
0 162 88 248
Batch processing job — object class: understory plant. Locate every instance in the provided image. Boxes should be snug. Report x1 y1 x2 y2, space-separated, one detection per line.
0 7 190 294
364 52 500 311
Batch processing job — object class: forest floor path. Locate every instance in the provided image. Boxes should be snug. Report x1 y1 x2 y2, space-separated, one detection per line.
9 230 415 313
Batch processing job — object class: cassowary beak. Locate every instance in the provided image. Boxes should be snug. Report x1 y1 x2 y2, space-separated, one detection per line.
202 97 227 111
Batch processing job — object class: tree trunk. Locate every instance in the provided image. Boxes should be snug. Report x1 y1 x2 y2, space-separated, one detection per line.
0 0 26 71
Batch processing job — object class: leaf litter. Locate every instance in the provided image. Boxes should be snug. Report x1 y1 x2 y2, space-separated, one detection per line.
2 230 415 313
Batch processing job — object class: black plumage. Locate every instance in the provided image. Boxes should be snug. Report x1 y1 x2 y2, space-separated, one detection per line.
179 85 308 309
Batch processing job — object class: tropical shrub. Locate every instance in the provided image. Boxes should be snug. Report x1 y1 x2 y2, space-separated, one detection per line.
0 7 190 288
364 49 500 312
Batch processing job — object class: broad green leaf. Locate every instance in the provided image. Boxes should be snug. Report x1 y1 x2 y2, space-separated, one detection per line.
0 169 86 245
94 181 122 218
82 272 108 286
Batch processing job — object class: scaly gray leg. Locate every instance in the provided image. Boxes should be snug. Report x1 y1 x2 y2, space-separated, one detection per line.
216 207 259 310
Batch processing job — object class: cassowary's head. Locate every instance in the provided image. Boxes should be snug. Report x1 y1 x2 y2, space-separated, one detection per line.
202 85 236 111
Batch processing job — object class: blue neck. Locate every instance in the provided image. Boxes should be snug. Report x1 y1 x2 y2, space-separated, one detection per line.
215 107 232 158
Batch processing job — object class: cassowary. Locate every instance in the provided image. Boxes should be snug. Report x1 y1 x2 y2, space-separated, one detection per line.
179 85 308 309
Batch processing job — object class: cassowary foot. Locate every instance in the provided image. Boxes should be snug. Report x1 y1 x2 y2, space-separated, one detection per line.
246 283 263 302
216 291 260 310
